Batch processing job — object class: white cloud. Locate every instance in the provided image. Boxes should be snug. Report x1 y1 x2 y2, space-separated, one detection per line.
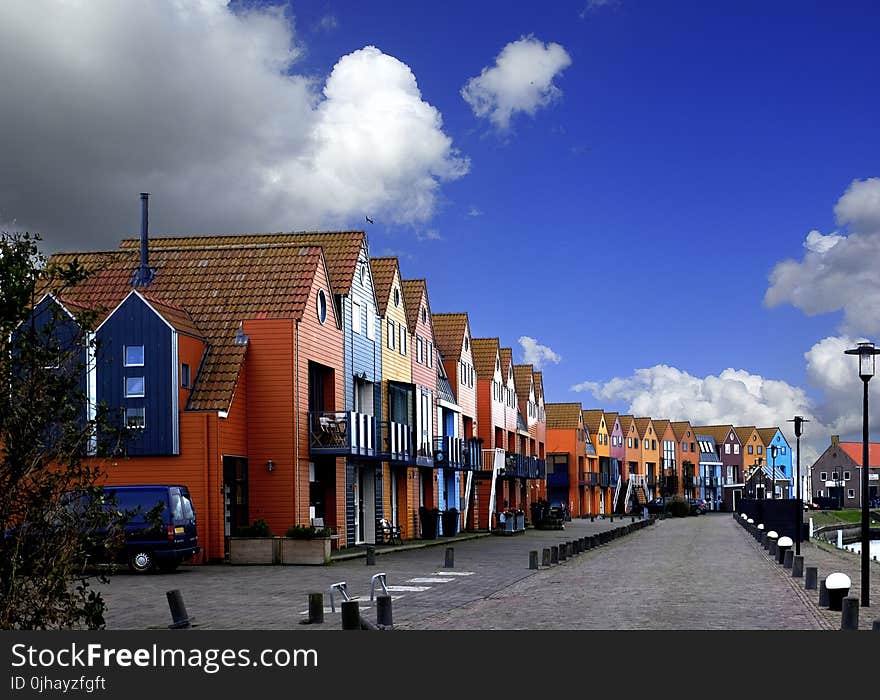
518 336 562 369
416 228 442 241
467 207 484 217
461 35 572 131
0 1 467 251
765 178 880 335
580 0 619 18
315 14 338 32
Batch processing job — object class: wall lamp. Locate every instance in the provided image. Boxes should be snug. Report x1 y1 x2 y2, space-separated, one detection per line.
266 460 275 472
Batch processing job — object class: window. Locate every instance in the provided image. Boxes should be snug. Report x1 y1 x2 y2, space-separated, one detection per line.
651 440 656 450
359 265 366 287
124 345 144 367
832 471 839 480
125 376 145 397
400 327 407 355
427 342 433 368
748 445 753 455
125 406 145 429
844 471 850 481
417 336 423 363
366 306 375 340
757 445 763 455
690 442 695 452
781 447 786 455
733 444 740 454
820 472 827 481
388 320 396 350
352 301 362 334
393 287 400 307
464 335 469 351
644 439 649 450
848 489 855 499
627 438 632 448
422 307 427 324
725 443 731 455
181 364 191 389
316 289 327 324
682 442 688 452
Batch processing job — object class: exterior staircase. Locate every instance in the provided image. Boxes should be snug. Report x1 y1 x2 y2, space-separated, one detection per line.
614 479 630 513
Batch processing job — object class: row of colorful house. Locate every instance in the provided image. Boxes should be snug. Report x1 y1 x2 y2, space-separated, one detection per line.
544 406 793 516
37 203 554 562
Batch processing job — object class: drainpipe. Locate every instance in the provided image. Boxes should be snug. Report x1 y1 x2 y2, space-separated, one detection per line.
295 319 300 526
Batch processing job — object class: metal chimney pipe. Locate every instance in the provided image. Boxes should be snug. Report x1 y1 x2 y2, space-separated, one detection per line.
133 193 154 286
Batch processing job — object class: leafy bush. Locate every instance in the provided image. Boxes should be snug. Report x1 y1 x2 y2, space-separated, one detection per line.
665 495 691 518
285 524 332 539
238 519 272 537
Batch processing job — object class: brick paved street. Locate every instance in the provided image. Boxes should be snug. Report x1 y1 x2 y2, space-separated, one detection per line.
96 514 827 630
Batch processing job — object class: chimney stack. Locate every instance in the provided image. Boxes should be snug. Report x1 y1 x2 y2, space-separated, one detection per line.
831 435 840 448
132 193 155 287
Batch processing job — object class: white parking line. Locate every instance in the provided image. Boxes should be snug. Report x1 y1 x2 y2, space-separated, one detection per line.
407 577 454 583
386 585 431 592
432 571 474 576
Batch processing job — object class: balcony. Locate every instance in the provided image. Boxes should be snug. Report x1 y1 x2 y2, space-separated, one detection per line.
380 421 413 463
663 475 679 492
578 471 598 486
609 473 620 488
646 475 656 487
415 439 434 468
705 477 719 488
527 456 546 479
462 438 484 470
309 411 377 458
547 471 569 489
503 451 528 478
433 435 466 470
599 472 610 488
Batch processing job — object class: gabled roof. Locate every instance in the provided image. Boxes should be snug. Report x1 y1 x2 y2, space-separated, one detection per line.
499 347 513 380
604 412 619 432
618 414 635 435
838 442 880 468
634 418 653 439
401 279 430 334
692 424 737 444
119 231 365 296
140 292 202 338
513 364 534 399
671 421 693 441
369 257 401 318
471 338 500 377
734 426 758 445
652 419 671 438
47 243 333 412
582 409 605 435
546 402 582 430
533 371 544 402
432 313 469 360
757 427 782 445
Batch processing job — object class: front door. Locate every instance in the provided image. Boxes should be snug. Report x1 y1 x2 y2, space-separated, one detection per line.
356 467 376 544
222 456 248 538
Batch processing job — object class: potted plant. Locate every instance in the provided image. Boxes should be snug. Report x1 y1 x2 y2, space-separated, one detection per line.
418 507 441 539
228 519 281 565
441 508 459 536
280 524 333 565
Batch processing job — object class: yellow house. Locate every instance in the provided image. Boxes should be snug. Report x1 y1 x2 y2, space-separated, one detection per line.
583 410 610 514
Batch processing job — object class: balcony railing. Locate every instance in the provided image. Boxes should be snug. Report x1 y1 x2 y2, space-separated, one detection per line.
433 435 466 470
527 456 546 479
309 410 376 457
609 473 620 488
548 471 569 488
646 475 656 487
380 421 413 463
599 472 610 488
503 451 528 478
415 438 434 468
463 438 484 470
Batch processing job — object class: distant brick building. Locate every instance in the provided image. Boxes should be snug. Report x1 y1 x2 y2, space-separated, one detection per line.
810 435 880 509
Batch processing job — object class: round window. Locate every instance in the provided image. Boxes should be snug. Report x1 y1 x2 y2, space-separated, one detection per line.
360 266 366 286
393 287 400 307
317 289 327 324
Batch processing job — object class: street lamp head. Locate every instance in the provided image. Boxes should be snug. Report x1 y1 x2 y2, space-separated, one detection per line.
770 444 778 460
788 415 809 438
845 341 880 381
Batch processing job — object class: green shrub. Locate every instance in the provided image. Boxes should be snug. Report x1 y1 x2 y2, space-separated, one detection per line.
238 519 272 537
285 524 332 539
665 496 691 518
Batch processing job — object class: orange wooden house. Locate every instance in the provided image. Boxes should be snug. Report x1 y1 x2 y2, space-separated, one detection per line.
47 238 347 562
634 417 660 499
582 410 610 514
545 403 586 517
671 421 698 498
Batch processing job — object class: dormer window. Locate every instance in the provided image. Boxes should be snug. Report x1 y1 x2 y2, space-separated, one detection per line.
124 345 144 367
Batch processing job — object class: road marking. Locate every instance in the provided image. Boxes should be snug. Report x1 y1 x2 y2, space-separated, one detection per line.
407 577 454 583
432 571 474 576
386 585 430 592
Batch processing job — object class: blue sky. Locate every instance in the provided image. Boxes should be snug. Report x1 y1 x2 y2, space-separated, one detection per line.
2 0 879 455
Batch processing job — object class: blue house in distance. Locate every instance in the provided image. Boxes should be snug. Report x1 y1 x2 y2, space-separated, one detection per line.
759 428 793 499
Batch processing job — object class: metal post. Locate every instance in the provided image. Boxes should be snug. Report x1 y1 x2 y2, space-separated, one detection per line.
841 597 859 630
861 378 870 608
366 547 376 566
542 548 551 566
307 593 324 624
529 550 538 569
445 547 454 568
376 595 393 628
341 600 361 630
805 566 818 590
166 590 191 629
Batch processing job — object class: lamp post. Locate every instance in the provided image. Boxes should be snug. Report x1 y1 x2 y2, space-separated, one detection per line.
844 340 880 608
788 416 809 556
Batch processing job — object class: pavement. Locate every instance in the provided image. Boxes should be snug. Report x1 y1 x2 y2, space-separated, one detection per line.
95 514 830 630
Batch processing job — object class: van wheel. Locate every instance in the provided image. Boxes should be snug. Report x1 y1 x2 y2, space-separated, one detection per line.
129 550 154 573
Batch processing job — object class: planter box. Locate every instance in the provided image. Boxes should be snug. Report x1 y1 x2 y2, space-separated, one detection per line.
228 537 281 565
280 537 331 565
515 513 525 531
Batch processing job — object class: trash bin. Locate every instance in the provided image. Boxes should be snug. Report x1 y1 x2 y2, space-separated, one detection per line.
441 508 459 536
418 507 440 539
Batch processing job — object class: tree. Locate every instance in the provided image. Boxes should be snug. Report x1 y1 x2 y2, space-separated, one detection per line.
0 231 127 629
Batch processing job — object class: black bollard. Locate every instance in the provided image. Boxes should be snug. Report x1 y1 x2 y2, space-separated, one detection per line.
445 547 454 568
559 543 567 561
529 550 539 569
792 555 804 578
376 595 393 628
166 589 191 629
819 580 829 608
841 597 859 630
873 620 880 631
542 548 551 567
805 566 818 590
341 600 361 630
550 545 559 564
306 592 324 624
783 550 794 569
590 516 594 522
366 547 376 566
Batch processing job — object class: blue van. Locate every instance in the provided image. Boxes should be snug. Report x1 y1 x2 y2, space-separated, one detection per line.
100 485 199 573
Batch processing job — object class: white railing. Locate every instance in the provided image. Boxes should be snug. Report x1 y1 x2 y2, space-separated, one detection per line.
613 477 622 513
483 448 505 531
624 478 633 512
351 411 375 454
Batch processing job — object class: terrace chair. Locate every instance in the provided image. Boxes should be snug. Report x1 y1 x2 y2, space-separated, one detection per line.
376 518 402 545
